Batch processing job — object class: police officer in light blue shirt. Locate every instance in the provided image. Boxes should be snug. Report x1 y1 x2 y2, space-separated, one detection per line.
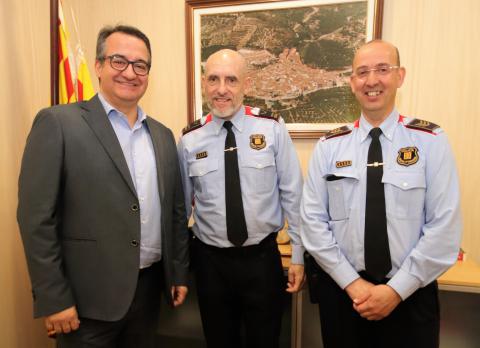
301 40 462 348
178 49 305 348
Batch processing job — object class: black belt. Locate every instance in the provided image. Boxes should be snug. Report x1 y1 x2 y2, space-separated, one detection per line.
359 270 390 285
359 270 438 289
194 232 277 256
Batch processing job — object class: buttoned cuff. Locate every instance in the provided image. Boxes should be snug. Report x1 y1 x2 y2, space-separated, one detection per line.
329 259 360 290
387 268 422 300
290 245 305 265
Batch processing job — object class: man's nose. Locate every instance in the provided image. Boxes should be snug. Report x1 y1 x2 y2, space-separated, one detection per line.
217 79 228 93
122 63 137 78
365 70 379 85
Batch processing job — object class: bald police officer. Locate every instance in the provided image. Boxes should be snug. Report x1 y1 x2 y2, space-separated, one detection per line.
301 40 462 348
178 49 305 348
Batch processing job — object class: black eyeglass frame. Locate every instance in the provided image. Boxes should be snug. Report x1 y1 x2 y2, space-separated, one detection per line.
99 54 151 76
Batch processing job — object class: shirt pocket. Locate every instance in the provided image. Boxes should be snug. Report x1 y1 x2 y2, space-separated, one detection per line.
383 170 426 219
188 158 219 200
240 152 276 194
325 171 359 221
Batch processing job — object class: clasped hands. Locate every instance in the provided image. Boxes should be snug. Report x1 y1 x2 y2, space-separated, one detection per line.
345 277 402 321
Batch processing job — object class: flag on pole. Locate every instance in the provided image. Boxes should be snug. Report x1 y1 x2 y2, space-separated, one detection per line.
58 0 76 104
76 47 95 101
70 3 95 102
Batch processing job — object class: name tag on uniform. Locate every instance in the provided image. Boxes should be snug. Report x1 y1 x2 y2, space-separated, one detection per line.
336 160 352 168
196 151 208 160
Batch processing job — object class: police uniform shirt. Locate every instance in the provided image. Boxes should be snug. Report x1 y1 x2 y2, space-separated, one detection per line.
301 109 462 300
178 105 304 264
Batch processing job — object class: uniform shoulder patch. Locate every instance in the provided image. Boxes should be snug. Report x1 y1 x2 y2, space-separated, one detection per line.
245 106 279 122
405 118 441 134
323 125 352 140
182 114 212 135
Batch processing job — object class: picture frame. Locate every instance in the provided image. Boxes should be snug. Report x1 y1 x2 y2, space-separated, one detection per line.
186 0 384 138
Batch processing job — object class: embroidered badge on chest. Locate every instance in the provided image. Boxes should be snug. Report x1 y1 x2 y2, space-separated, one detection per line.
397 147 419 166
250 134 266 150
196 151 208 160
336 160 352 168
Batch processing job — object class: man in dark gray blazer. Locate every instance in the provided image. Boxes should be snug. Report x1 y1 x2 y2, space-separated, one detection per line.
17 25 189 347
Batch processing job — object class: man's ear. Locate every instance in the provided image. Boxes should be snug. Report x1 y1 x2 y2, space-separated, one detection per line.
396 67 406 88
201 75 206 94
349 75 356 94
244 76 252 90
95 60 103 78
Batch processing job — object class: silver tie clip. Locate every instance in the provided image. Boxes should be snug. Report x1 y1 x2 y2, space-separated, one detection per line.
366 162 384 167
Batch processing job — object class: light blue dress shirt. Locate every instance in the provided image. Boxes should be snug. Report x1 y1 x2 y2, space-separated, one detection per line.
98 93 161 268
178 106 304 264
301 109 462 299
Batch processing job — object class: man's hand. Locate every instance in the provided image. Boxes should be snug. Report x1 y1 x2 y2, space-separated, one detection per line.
353 284 402 320
286 264 306 293
45 306 80 337
171 286 188 307
345 277 375 303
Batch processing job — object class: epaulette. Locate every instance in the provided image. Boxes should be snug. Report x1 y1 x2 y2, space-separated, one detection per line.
323 125 352 140
182 114 212 135
245 106 280 122
405 118 441 134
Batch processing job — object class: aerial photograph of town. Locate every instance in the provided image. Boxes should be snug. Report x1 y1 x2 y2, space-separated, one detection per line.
200 1 367 124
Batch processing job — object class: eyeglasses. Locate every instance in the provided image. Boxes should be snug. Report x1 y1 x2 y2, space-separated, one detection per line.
352 64 400 80
205 75 240 88
100 55 151 76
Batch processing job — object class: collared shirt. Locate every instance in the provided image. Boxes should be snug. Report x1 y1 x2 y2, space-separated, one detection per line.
98 93 161 268
178 106 304 264
301 109 462 299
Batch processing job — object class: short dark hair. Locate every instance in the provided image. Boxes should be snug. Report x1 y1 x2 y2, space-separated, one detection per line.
96 25 151 63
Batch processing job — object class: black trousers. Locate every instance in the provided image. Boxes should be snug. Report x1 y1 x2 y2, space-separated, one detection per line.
313 266 440 348
56 262 163 348
192 234 286 348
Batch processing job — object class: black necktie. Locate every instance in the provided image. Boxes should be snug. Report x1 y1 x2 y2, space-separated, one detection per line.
223 121 248 247
364 127 391 282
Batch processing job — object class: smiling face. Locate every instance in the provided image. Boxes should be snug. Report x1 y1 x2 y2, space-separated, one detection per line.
203 49 249 119
350 41 405 125
95 32 150 111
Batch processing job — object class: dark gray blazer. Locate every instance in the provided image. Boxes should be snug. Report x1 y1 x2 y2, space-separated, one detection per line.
17 95 189 320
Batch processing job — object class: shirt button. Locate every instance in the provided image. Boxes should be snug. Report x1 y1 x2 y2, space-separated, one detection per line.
131 204 139 212
402 182 408 187
131 240 139 247
256 164 262 168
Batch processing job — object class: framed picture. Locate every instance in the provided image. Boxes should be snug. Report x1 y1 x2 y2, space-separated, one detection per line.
186 0 384 138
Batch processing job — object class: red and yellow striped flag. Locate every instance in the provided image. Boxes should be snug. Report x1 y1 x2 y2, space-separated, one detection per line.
58 0 76 104
76 50 95 101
